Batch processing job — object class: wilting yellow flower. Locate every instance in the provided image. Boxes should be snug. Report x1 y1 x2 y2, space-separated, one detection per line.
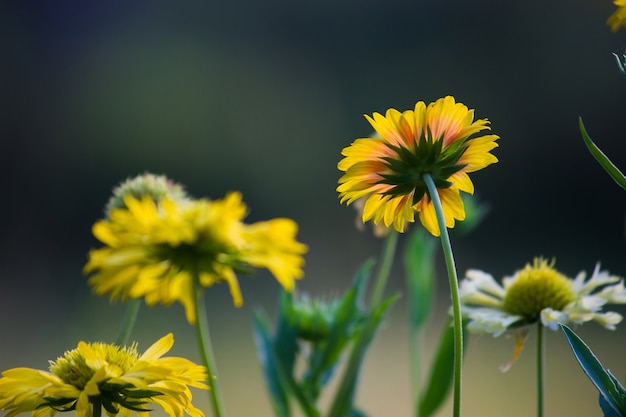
608 0 626 32
0 333 207 417
460 258 626 337
85 192 308 323
337 96 499 236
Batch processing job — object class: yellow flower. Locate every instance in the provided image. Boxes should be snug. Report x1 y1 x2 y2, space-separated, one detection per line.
608 0 626 32
337 96 499 236
0 333 208 417
84 192 308 323
460 258 626 337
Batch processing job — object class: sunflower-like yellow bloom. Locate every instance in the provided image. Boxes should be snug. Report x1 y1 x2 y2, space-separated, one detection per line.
0 333 207 417
608 0 626 32
337 96 499 236
84 192 307 323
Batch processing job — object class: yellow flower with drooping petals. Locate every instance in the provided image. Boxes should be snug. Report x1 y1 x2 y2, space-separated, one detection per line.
0 333 207 417
84 192 307 323
608 0 626 32
337 96 499 236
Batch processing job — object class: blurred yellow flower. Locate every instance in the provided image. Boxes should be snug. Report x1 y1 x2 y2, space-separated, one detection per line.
460 258 626 337
608 0 626 32
85 192 307 323
337 96 499 236
0 333 207 417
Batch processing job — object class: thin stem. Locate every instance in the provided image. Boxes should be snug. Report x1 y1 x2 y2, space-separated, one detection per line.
422 173 463 417
115 299 141 346
370 230 399 307
193 273 227 417
410 327 423 417
537 321 545 417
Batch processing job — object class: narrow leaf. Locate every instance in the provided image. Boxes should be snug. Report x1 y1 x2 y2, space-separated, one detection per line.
579 117 626 190
327 294 399 417
404 228 437 329
560 324 626 416
418 318 465 417
253 311 292 417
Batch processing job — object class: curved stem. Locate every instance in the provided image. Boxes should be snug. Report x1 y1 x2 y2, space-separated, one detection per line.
193 273 227 417
423 173 463 417
370 230 399 307
537 321 545 417
115 299 141 346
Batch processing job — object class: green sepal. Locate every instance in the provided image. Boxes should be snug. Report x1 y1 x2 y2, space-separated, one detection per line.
560 324 626 417
579 118 626 190
39 397 77 411
418 318 466 417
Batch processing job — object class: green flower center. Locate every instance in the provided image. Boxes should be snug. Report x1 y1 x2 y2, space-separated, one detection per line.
50 342 139 389
378 133 467 204
156 237 249 279
502 258 576 321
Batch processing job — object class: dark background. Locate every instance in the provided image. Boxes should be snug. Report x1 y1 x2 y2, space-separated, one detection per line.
1 1 626 416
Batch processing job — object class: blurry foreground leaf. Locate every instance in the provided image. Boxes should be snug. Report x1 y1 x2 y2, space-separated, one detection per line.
255 259 392 417
560 324 626 417
418 318 467 417
327 292 399 417
405 228 437 329
579 118 626 190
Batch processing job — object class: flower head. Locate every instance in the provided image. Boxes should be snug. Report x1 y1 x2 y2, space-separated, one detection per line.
608 0 626 32
85 192 308 323
460 258 626 337
104 173 188 218
337 96 499 236
0 333 207 417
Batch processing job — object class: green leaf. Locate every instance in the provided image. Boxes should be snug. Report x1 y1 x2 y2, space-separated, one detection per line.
327 294 399 417
253 311 292 417
579 118 626 190
303 259 375 393
349 408 369 417
560 324 626 417
404 228 437 329
602 393 625 417
418 318 465 417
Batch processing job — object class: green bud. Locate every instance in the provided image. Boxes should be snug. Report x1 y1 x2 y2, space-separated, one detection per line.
104 172 188 218
289 294 340 342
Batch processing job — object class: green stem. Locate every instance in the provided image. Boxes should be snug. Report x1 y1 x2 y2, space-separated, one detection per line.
115 299 141 346
537 321 545 417
193 273 227 417
92 398 102 417
411 327 423 417
370 230 399 307
422 173 463 417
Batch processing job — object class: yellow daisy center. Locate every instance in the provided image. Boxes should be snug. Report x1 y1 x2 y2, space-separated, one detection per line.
50 342 139 389
502 258 576 321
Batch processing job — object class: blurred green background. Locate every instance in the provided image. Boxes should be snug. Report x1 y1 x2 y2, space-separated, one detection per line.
1 0 626 416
